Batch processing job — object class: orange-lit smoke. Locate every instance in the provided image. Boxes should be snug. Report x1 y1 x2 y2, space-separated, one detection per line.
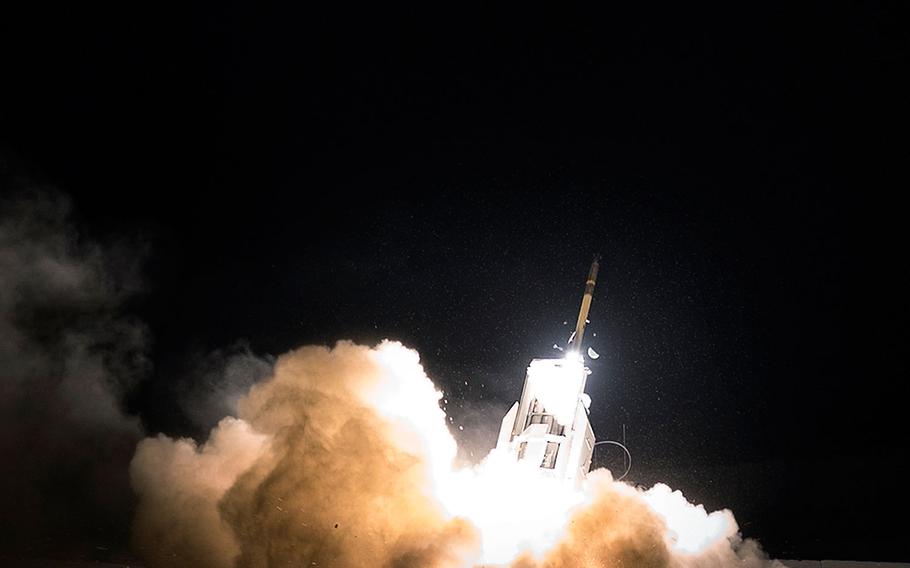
131 341 783 568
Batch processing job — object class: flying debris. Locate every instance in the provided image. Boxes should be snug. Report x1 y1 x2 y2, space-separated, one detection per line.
587 347 600 359
495 256 601 488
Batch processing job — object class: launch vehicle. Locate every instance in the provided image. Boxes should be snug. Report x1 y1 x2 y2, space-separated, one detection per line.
494 257 600 488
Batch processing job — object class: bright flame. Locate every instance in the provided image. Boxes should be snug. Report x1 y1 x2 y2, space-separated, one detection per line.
437 450 584 563
435 453 743 565
524 356 587 425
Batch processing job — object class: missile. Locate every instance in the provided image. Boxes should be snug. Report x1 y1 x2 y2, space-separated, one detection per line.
567 255 600 354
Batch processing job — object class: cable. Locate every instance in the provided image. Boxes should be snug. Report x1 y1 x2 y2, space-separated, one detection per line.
592 440 632 481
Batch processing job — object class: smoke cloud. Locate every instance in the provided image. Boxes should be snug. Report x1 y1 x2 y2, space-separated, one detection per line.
0 188 148 554
131 340 783 568
132 341 479 567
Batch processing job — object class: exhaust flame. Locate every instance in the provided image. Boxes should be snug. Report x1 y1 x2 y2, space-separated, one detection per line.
131 341 782 567
523 354 587 426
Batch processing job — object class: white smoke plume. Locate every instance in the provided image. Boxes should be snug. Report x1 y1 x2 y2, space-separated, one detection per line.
131 340 784 568
0 188 148 554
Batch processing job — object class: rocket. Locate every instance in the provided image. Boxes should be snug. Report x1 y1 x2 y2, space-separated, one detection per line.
494 256 600 487
567 256 600 353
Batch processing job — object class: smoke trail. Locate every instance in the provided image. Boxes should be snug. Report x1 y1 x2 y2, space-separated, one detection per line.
131 341 781 568
0 188 148 554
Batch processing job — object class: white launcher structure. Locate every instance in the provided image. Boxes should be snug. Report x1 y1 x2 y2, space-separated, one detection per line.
495 257 600 488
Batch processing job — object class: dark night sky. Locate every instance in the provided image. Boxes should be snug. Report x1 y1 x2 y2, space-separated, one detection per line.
1 3 907 562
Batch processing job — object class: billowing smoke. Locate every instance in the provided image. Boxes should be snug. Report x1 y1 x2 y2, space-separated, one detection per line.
0 189 148 554
131 341 783 568
132 341 480 567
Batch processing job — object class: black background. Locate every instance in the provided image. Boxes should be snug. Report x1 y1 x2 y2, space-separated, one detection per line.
2 3 907 561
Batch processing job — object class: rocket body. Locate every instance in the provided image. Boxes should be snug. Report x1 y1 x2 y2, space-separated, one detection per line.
568 257 599 353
